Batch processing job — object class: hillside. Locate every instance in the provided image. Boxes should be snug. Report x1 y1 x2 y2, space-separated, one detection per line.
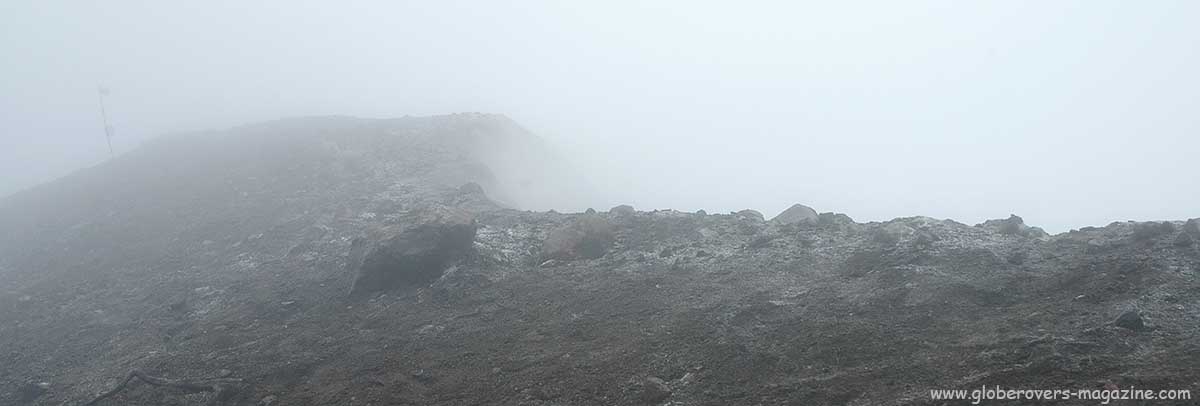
1 114 1198 405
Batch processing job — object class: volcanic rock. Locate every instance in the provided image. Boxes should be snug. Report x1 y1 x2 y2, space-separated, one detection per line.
349 212 477 297
16 382 48 403
610 204 636 216
2 114 1199 406
458 182 485 196
637 376 672 404
1115 309 1148 331
542 215 615 260
1132 221 1175 243
1185 218 1200 237
735 209 765 222
976 214 1048 238
770 203 818 224
1175 232 1195 247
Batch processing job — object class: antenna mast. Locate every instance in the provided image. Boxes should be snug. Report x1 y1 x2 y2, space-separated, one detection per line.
98 86 113 158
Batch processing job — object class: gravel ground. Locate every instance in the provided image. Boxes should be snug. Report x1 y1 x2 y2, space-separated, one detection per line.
1 116 1197 405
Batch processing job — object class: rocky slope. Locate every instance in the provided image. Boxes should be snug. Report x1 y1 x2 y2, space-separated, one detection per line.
1 115 1198 405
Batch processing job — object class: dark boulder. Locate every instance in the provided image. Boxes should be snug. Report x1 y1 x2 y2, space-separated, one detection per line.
636 376 671 404
1114 309 1148 331
349 212 477 297
542 215 615 260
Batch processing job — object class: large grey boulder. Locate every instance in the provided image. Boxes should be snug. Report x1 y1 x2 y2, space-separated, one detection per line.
542 215 615 261
349 212 477 297
609 204 636 216
770 203 819 224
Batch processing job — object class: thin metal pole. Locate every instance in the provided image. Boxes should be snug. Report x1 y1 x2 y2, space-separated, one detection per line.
98 88 113 158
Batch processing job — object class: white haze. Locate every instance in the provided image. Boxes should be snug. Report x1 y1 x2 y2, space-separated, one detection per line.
2 1 1197 232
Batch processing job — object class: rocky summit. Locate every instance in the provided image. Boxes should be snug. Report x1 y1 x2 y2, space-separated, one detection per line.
1 115 1198 405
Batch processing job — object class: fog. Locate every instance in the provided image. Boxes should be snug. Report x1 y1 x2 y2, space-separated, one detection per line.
3 1 1197 232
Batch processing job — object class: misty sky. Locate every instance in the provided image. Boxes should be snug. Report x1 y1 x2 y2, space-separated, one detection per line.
2 1 1197 232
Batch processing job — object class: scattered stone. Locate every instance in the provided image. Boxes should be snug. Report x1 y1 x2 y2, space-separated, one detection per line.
1114 309 1148 331
412 369 434 382
914 230 940 247
735 209 764 222
349 211 478 297
542 216 615 260
817 212 856 226
1184 219 1200 238
977 214 1048 238
870 224 906 246
1175 232 1194 247
610 204 636 216
747 235 775 249
15 110 1200 406
16 381 49 402
1132 221 1175 242
678 372 696 385
168 299 188 313
637 376 672 404
458 182 485 195
770 203 818 224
